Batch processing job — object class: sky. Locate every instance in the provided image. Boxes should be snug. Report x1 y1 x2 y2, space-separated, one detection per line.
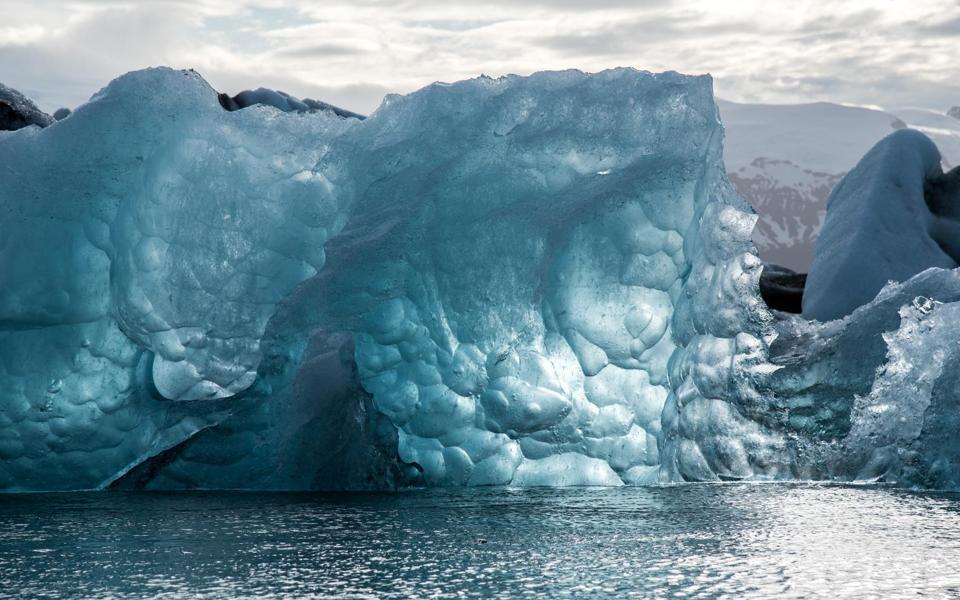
1 0 958 115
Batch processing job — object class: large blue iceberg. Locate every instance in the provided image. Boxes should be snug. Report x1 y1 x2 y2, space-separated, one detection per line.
1 67 958 491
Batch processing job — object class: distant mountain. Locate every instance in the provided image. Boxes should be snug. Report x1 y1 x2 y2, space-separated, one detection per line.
728 158 842 271
888 107 960 168
721 100 960 272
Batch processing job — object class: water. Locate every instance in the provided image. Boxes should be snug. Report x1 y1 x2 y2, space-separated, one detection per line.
1 484 959 598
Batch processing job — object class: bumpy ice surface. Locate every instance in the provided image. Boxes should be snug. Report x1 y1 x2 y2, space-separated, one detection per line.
0 67 771 490
0 69 356 490
4 67 960 491
130 68 770 490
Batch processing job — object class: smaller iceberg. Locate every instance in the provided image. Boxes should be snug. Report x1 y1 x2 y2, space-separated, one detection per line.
218 86 365 120
804 129 960 321
0 82 53 130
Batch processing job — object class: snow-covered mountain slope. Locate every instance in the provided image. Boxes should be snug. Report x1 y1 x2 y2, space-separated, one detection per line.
720 100 909 174
721 100 960 271
889 107 960 169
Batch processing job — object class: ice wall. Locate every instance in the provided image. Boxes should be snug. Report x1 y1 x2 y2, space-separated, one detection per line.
0 68 357 490
4 66 960 492
132 69 772 488
1 66 776 490
307 70 766 486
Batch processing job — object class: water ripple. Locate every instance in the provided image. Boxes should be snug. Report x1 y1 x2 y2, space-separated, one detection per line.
1 484 959 598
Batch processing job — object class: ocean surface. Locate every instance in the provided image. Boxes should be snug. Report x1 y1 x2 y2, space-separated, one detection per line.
1 484 959 598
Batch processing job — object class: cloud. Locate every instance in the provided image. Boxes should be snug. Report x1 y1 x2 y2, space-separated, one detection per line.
0 25 47 47
3 0 960 115
915 15 960 36
537 13 759 57
274 43 368 58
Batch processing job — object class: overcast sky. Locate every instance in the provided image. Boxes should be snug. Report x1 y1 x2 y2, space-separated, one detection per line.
2 0 958 115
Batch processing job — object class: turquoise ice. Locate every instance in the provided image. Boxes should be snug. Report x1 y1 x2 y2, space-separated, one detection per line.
2 67 959 491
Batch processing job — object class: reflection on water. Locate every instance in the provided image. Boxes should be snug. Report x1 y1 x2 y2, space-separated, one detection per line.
1 484 959 598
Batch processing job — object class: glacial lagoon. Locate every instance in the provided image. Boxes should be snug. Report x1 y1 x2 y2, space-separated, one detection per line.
2 484 959 598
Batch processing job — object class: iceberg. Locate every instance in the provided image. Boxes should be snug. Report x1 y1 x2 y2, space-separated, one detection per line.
2 66 960 492
0 68 357 490
804 129 958 321
218 86 365 120
759 268 960 487
122 68 768 490
0 82 53 130
1 67 768 490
